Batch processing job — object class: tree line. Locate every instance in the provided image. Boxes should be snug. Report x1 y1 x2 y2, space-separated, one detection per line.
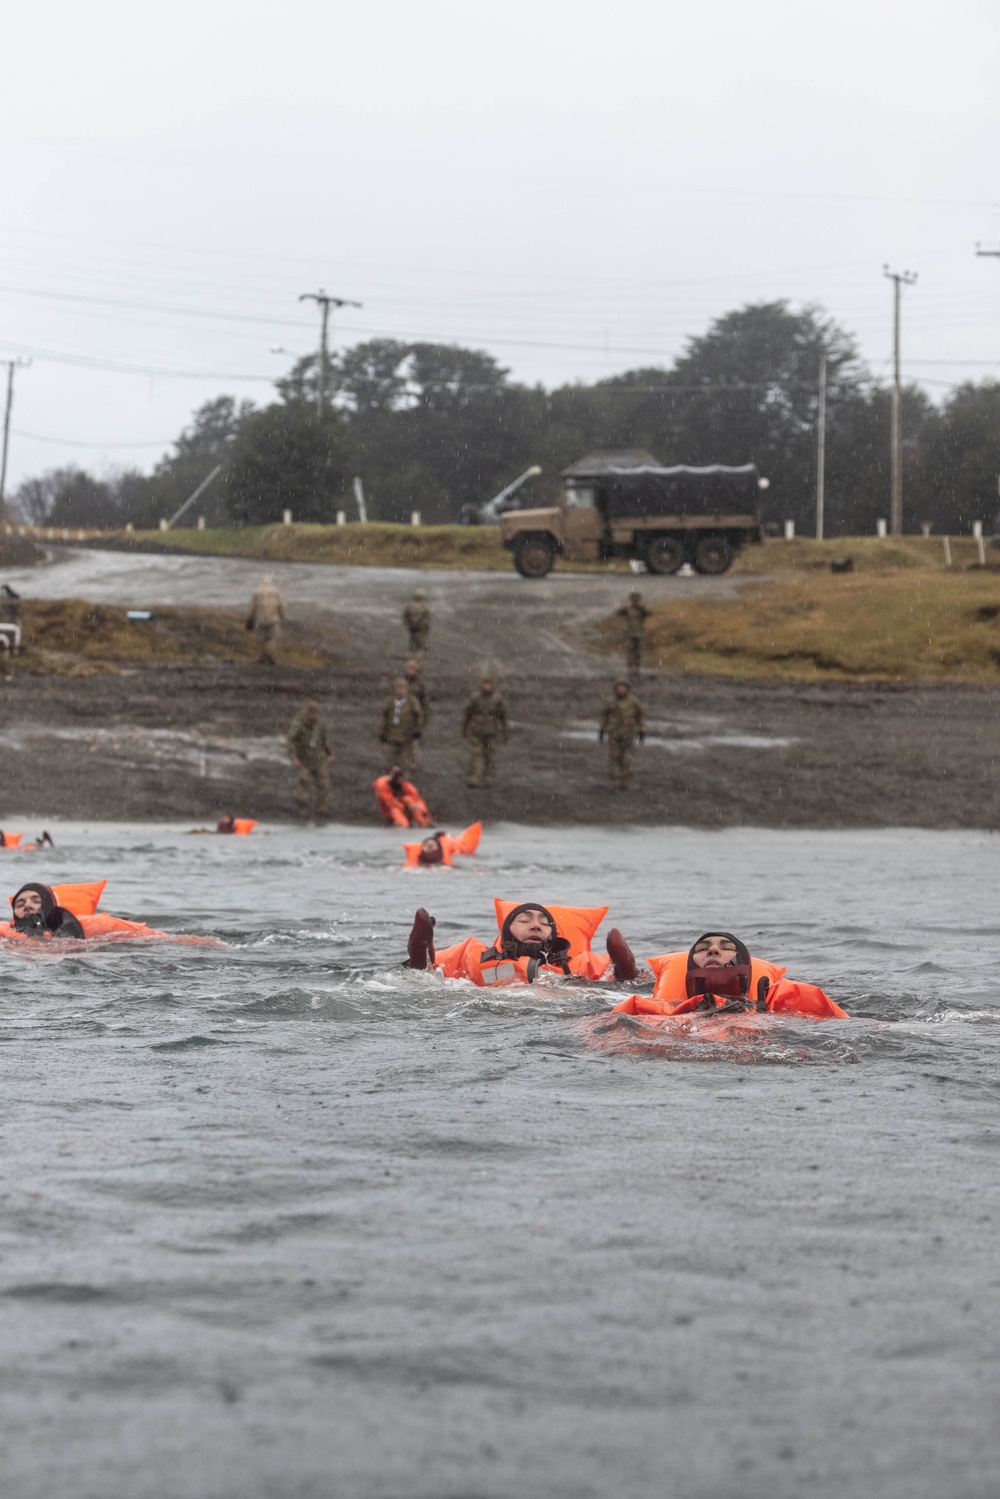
11 301 1000 537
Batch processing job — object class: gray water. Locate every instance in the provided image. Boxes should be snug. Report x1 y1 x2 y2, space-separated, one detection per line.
2 821 999 1499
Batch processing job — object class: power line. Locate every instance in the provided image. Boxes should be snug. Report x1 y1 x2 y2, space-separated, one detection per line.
12 428 175 448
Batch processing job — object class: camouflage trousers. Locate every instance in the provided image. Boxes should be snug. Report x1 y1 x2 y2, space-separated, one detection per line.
608 736 635 790
624 634 643 674
466 734 500 788
383 737 418 774
296 760 330 819
256 622 280 664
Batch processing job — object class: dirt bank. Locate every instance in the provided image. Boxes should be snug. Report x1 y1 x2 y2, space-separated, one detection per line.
2 546 999 828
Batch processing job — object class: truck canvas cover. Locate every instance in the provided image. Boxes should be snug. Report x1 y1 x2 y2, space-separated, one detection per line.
561 452 759 520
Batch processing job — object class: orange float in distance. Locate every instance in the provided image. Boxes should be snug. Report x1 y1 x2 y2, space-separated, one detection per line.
403 822 482 866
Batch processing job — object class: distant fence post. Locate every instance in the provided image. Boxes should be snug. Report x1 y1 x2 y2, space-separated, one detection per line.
876 519 887 538
943 536 952 566
158 518 168 531
411 511 422 527
282 509 292 526
974 520 986 565
197 516 206 530
920 521 932 537
783 519 794 540
336 510 346 526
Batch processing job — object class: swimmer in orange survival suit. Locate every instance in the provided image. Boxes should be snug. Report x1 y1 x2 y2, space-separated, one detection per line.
404 899 643 987
611 931 848 1020
1 880 222 946
7 883 84 938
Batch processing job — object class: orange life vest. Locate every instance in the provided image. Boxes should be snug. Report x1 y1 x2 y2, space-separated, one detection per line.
611 949 847 1020
0 833 23 849
434 899 612 987
231 819 257 835
1 878 220 946
373 775 432 828
403 821 482 866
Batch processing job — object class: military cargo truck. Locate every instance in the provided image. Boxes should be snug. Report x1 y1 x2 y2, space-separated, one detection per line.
499 450 767 577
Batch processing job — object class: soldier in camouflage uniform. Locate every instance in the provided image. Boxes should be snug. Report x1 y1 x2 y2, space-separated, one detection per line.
616 589 650 676
288 701 333 821
462 675 509 788
404 657 430 723
403 589 431 656
246 575 287 665
599 679 645 790
379 676 425 773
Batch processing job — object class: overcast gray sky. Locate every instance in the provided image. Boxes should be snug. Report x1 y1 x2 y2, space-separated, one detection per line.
1 0 997 487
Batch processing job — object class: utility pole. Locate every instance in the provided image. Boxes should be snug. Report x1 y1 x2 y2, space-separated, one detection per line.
815 353 827 541
298 290 362 413
883 266 918 536
0 357 31 524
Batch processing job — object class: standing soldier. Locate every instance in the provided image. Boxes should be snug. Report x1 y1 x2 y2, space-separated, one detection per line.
404 657 430 723
600 679 645 790
288 700 333 822
379 675 424 773
246 574 287 665
462 675 509 789
403 589 431 655
616 588 650 677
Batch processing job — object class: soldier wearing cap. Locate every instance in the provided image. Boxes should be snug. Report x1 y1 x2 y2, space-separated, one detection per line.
288 700 333 821
615 588 650 676
379 675 425 773
246 574 287 665
599 679 645 790
462 675 509 788
403 589 431 656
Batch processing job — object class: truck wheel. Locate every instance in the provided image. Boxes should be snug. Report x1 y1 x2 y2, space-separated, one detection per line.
693 534 735 575
644 536 686 575
513 534 556 578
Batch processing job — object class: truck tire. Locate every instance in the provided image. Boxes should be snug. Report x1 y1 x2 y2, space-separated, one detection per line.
693 533 735 575
513 534 556 578
644 536 686 575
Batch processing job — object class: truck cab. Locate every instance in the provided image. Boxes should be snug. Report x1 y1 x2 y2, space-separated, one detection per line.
500 450 766 578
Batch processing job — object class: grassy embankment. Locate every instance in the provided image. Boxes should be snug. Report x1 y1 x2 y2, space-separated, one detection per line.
5 600 332 675
113 522 518 571
632 562 1000 683
111 523 993 576
19 527 1000 683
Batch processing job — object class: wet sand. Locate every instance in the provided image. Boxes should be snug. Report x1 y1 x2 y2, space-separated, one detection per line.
2 545 999 828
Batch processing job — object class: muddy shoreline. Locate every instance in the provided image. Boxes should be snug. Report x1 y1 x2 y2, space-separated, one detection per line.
2 546 999 828
4 662 999 829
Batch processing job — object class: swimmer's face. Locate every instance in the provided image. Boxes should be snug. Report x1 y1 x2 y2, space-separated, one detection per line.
12 890 42 919
691 935 739 968
508 908 554 944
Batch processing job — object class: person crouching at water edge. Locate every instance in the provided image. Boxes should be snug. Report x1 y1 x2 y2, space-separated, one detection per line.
373 766 432 828
1 880 223 946
610 932 848 1020
404 899 644 986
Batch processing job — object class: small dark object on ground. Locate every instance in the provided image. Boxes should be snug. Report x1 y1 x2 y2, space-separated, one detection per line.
831 557 855 574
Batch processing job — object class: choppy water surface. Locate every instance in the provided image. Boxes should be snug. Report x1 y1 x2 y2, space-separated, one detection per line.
2 822 999 1499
